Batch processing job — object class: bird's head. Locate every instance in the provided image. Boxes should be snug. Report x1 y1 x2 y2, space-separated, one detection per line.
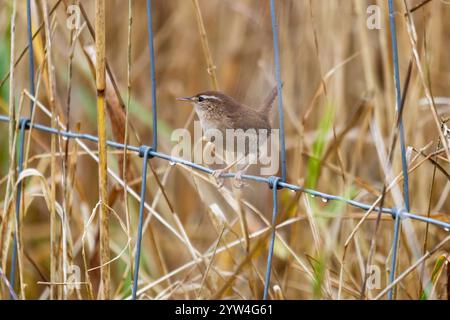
177 91 238 114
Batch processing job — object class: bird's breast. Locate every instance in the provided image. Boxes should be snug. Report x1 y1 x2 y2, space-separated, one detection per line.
195 106 230 131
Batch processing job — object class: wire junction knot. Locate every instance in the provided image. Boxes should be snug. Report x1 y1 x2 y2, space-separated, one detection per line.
138 145 154 159
18 118 30 130
267 176 282 190
391 207 407 221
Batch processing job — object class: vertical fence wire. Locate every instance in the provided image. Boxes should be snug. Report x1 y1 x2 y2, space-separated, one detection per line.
129 0 158 300
132 147 151 300
9 121 26 296
0 266 18 300
146 0 158 151
389 208 402 299
9 0 35 295
387 0 410 300
263 177 281 300
262 0 287 299
269 0 286 182
26 0 35 115
263 177 280 300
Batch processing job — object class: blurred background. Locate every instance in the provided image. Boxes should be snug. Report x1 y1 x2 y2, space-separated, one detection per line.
0 0 449 299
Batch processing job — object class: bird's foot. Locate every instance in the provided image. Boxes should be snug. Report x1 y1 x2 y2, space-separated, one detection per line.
212 168 228 188
233 170 248 189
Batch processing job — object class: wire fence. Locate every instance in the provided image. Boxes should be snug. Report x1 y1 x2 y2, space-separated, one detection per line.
387 0 409 300
2 0 449 300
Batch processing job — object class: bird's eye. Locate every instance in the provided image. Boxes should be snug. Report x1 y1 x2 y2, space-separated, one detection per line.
198 96 205 102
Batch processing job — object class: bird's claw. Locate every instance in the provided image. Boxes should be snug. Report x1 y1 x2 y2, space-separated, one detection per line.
212 168 248 189
233 171 247 189
212 169 227 188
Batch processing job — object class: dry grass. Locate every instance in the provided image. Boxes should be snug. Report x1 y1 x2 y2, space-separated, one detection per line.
0 0 449 300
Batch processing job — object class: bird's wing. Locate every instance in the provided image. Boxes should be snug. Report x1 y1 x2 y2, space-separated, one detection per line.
231 108 271 131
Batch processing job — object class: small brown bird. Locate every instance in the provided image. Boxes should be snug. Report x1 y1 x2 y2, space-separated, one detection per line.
177 86 278 187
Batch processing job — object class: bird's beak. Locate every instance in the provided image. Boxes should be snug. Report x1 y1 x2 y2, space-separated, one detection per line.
176 96 194 102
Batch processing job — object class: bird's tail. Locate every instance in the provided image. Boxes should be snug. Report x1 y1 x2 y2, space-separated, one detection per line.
260 84 282 114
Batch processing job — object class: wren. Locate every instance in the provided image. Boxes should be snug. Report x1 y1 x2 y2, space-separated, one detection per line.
177 86 278 187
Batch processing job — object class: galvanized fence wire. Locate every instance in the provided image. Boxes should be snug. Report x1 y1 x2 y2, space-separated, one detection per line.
269 0 287 183
263 176 281 300
132 147 153 300
264 0 286 300
3 0 449 300
2 114 449 299
387 0 409 300
9 0 35 295
129 0 159 300
146 0 158 152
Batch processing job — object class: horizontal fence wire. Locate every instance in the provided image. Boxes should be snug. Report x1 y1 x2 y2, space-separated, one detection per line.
1 114 449 232
2 114 449 299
